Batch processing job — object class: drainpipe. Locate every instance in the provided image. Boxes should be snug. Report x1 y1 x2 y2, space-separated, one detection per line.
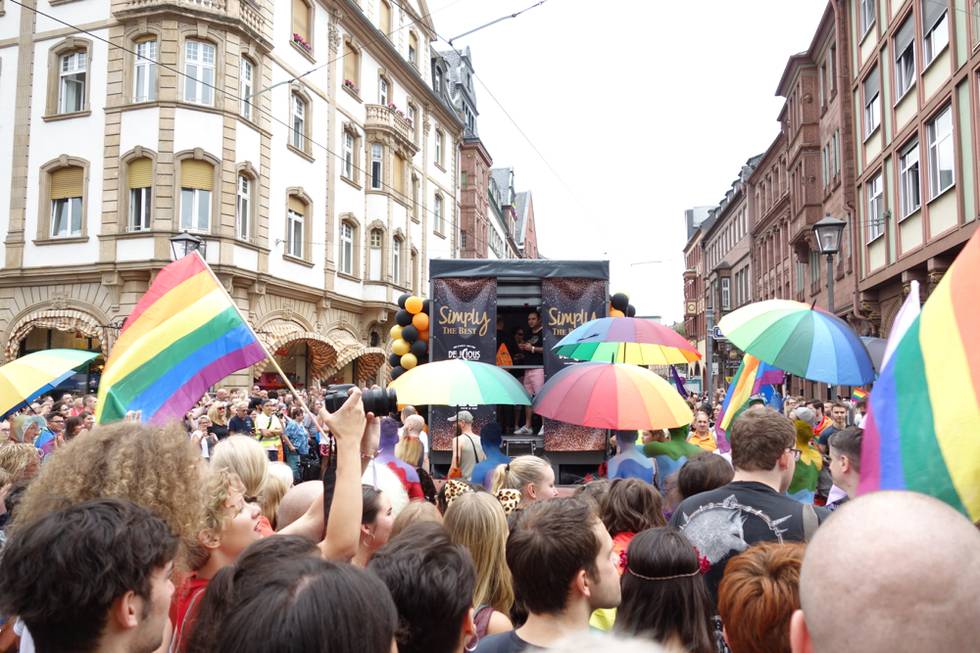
830 0 872 328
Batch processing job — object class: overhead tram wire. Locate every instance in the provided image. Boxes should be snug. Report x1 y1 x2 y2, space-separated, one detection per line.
8 0 473 240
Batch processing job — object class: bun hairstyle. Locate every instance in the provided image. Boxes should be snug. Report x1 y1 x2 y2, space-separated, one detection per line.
490 455 551 497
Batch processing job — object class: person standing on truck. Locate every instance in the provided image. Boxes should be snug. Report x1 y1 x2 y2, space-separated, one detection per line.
515 310 545 436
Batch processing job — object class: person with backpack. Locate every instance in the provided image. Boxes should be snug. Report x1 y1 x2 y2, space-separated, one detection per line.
449 411 485 482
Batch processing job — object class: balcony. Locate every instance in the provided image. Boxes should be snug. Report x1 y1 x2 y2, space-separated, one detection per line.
114 0 270 47
365 104 418 155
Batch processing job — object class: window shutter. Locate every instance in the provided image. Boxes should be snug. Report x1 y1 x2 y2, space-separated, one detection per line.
895 17 914 54
288 196 306 215
128 158 152 189
343 43 357 82
922 0 946 33
292 0 309 38
181 160 213 191
50 166 83 199
864 66 880 99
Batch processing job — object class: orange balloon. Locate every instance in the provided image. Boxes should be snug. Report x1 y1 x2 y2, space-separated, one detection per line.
412 312 429 331
405 296 424 314
609 309 626 318
418 329 429 342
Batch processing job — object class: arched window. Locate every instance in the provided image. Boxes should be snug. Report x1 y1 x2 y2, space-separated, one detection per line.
179 157 215 232
286 194 308 260
290 91 309 153
339 220 356 276
240 56 255 119
46 38 92 117
434 193 444 233
133 37 158 103
127 157 153 231
236 172 253 241
49 165 84 237
183 39 216 106
371 143 384 189
369 228 383 281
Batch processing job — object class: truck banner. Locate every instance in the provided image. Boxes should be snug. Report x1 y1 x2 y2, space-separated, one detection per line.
541 278 608 451
430 277 497 451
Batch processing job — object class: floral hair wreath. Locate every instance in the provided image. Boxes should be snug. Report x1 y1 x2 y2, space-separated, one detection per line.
623 545 711 581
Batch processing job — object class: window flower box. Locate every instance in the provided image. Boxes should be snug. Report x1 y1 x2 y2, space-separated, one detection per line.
292 33 311 52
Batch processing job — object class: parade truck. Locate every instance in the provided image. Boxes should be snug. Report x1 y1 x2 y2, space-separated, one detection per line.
426 258 610 484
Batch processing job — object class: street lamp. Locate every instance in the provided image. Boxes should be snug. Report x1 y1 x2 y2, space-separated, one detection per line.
170 231 206 260
811 215 846 314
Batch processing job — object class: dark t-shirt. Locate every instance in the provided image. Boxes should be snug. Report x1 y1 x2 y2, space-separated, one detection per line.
475 631 533 653
523 328 544 366
670 481 829 600
228 415 254 436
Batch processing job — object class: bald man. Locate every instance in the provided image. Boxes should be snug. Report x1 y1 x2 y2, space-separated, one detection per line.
790 491 980 653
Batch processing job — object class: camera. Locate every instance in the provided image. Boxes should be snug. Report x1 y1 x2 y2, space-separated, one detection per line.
323 384 398 417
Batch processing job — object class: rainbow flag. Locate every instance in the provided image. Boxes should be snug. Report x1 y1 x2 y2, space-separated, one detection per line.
858 231 980 521
95 253 268 424
851 387 868 402
715 354 783 452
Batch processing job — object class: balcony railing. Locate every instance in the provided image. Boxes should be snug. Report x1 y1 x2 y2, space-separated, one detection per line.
365 104 416 148
115 0 268 42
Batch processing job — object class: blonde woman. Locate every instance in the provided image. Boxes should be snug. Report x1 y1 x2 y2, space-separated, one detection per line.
210 435 274 534
490 455 558 507
207 402 230 441
260 461 294 530
443 492 514 643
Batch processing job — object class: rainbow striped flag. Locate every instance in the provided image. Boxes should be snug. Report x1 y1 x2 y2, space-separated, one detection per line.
95 253 268 425
715 354 783 452
858 231 980 521
851 387 868 402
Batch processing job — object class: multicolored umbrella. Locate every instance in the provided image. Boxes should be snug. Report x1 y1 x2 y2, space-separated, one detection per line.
718 299 875 386
533 362 692 430
0 349 98 416
553 316 701 365
388 359 531 406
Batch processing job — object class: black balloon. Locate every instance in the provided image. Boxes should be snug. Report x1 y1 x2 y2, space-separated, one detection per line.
401 325 420 342
611 293 630 312
395 310 413 326
388 353 402 368
410 339 428 357
422 299 432 315
397 293 411 309
390 366 406 380
626 304 636 317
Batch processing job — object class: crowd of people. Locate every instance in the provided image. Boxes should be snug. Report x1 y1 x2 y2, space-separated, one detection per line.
0 380 976 653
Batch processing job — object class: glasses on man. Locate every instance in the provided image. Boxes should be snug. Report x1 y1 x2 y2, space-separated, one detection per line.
787 447 802 461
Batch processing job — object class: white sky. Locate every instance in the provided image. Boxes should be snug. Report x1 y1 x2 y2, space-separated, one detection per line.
428 0 829 324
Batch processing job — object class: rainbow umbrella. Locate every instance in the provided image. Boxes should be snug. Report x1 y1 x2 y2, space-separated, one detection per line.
0 349 99 416
533 362 692 430
553 316 701 365
718 299 874 386
388 359 531 406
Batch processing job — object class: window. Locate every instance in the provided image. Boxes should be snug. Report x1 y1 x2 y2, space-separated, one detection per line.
127 158 152 232
343 41 359 91
828 44 837 92
133 39 158 103
236 174 251 240
50 166 83 238
340 222 355 275
434 193 444 233
408 32 418 67
863 67 880 137
832 130 840 176
371 143 383 189
240 57 254 119
369 228 382 280
411 176 420 220
922 0 948 66
393 153 405 195
434 67 443 94
895 18 915 99
821 145 829 188
435 128 444 167
860 0 875 37
291 93 307 151
286 198 305 259
867 172 884 242
898 141 921 218
379 0 392 35
392 236 402 285
184 40 215 106
927 105 954 197
720 277 731 311
379 76 389 106
59 51 87 114
809 250 821 288
180 159 213 232
292 0 311 50
818 64 825 108
343 130 355 179
407 102 418 141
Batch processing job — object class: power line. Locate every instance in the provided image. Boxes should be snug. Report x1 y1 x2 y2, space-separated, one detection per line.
446 0 549 45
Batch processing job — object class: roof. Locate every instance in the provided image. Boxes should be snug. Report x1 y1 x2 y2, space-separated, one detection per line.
489 167 514 207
